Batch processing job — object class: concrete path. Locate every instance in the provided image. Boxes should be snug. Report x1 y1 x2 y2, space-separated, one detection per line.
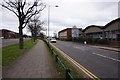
92 45 120 52
3 40 59 78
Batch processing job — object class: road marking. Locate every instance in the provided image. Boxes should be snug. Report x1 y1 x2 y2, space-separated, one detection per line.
74 46 86 51
73 46 120 62
92 52 120 62
50 43 100 80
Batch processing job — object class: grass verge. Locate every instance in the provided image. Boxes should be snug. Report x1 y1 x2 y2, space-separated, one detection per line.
2 39 38 67
44 41 83 78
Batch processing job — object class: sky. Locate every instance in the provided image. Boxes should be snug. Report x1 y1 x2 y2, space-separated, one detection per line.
0 0 119 37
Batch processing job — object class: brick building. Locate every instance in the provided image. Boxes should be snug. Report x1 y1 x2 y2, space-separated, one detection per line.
58 28 72 41
0 29 19 39
58 18 120 45
58 28 83 41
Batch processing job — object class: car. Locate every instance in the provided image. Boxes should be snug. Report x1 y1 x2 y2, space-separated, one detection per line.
50 38 57 43
0 37 4 39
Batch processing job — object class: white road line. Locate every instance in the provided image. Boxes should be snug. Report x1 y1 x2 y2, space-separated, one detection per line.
92 52 120 62
73 46 120 62
51 43 99 79
74 46 86 51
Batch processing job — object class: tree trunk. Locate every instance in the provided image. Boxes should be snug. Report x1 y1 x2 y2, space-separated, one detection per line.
31 32 35 42
19 27 24 49
33 34 36 42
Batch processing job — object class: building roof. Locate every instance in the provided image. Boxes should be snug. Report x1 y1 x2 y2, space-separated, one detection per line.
58 28 71 33
58 27 83 34
83 25 103 32
103 18 120 29
0 29 18 34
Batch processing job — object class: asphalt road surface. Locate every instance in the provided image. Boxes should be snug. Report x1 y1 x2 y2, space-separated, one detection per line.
52 40 120 78
2 38 30 47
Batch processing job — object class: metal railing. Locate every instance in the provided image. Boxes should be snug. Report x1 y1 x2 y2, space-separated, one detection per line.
43 39 75 80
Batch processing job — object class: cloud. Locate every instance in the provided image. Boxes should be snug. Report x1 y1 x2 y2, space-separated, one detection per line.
0 0 119 37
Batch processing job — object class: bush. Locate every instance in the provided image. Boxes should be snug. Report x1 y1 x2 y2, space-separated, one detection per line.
72 37 86 43
84 38 109 45
86 38 93 44
92 38 99 43
78 37 85 43
96 39 109 45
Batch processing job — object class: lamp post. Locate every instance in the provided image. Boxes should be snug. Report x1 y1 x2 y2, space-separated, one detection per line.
48 5 58 38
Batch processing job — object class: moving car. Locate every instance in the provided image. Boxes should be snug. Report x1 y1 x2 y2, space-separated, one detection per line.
50 38 57 43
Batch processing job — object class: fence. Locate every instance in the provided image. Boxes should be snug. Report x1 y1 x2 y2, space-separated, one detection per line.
43 39 75 80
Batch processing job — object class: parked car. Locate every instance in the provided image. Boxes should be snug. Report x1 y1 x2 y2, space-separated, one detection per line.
50 38 57 43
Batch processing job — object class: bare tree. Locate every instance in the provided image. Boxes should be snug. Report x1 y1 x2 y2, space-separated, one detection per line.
1 0 46 49
27 17 44 42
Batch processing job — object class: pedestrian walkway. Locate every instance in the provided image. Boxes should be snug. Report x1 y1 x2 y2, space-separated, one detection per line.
92 45 120 52
3 40 59 78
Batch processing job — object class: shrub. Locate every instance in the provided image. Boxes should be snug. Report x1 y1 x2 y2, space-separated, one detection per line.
86 38 93 44
78 37 85 43
97 39 109 45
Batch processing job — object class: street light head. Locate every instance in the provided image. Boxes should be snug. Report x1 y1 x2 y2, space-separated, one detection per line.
55 5 59 7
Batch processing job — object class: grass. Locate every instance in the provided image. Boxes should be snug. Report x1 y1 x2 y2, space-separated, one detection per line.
51 45 83 78
44 41 83 78
2 39 38 67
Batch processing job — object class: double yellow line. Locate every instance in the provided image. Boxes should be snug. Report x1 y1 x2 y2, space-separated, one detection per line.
51 43 100 80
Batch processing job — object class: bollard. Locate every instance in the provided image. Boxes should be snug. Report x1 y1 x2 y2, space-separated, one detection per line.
66 68 70 80
51 48 53 54
55 54 58 62
47 42 50 48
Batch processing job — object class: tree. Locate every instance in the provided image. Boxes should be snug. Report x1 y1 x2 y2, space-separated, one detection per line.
39 32 45 39
27 17 44 42
1 0 46 49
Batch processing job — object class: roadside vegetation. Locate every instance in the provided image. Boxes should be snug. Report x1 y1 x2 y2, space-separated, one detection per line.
51 45 83 78
2 39 38 67
65 37 120 48
44 40 83 78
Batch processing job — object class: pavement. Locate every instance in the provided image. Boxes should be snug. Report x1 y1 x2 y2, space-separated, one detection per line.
3 40 59 78
91 45 120 52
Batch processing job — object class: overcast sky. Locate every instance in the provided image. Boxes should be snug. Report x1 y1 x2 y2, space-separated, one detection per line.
0 0 119 36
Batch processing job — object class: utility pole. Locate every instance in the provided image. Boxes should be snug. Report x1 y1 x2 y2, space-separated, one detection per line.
47 5 58 38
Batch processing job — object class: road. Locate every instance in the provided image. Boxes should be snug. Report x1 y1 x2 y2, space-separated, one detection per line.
1 38 30 47
52 40 119 78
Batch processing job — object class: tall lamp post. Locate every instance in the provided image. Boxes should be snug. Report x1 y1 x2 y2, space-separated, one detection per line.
48 5 58 38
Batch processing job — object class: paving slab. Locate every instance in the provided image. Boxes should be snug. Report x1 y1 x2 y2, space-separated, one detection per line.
3 40 59 78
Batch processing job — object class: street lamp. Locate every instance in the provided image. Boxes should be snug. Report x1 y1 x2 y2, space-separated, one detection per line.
48 5 58 38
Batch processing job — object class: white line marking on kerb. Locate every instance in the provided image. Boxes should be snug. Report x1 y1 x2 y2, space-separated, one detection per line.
92 52 120 62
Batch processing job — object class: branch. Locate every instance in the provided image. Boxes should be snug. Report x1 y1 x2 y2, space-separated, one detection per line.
23 12 37 28
25 2 36 16
22 0 26 8
9 1 18 8
21 0 26 18
2 4 19 17
4 0 17 9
